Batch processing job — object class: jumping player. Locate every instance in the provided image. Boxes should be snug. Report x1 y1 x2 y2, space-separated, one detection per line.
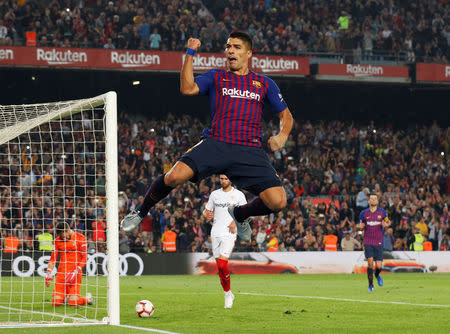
357 193 391 292
121 31 293 243
203 175 247 308
45 222 93 306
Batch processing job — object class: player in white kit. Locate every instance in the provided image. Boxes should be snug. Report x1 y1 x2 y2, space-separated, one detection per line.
203 175 247 309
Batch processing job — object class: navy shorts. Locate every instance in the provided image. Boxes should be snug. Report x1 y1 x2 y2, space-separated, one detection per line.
364 245 383 261
179 137 282 195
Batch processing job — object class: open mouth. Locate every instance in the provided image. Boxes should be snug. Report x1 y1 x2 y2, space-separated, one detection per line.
228 56 237 63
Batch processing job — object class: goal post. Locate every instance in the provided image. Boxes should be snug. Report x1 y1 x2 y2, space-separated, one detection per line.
104 92 120 326
0 91 119 327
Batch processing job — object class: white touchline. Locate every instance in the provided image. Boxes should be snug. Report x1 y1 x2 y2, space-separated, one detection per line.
239 292 450 308
0 305 101 323
115 324 182 334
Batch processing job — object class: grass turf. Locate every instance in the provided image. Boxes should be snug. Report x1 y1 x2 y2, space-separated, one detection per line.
2 274 450 333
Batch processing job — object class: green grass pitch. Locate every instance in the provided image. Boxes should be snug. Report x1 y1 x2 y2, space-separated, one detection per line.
2 274 450 333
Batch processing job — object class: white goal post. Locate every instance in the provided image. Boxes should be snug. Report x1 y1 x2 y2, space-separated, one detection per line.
0 91 119 327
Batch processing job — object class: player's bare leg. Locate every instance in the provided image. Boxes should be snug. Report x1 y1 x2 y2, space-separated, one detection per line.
121 161 194 231
259 186 287 212
375 260 383 287
367 257 374 292
164 161 195 187
229 186 286 241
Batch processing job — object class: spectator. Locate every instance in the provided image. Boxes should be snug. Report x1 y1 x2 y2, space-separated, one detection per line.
266 231 278 252
161 225 177 252
92 216 106 244
37 228 53 251
141 212 153 248
103 37 115 49
356 187 369 217
341 232 361 251
149 28 161 49
4 232 19 253
383 228 394 251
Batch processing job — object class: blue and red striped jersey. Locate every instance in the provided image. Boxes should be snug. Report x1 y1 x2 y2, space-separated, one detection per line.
194 69 287 147
359 208 388 246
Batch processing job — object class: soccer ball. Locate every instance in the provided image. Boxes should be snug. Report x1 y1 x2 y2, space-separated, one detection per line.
136 300 155 318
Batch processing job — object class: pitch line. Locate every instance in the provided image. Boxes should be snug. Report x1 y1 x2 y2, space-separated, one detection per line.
0 305 101 323
114 324 181 333
239 292 450 308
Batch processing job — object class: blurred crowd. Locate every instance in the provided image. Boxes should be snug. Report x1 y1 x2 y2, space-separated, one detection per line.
0 111 449 254
0 0 448 64
115 113 449 254
0 111 109 254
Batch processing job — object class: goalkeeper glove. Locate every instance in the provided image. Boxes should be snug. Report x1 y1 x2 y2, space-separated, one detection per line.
45 269 53 287
65 266 82 284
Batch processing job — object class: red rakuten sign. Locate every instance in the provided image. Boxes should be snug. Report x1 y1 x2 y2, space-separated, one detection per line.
416 63 450 83
250 55 309 75
0 46 309 76
182 53 310 75
317 63 410 83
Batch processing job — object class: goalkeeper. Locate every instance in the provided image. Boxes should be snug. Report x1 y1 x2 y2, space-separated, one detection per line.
45 222 93 306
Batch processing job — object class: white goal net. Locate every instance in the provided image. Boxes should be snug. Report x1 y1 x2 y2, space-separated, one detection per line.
0 92 119 327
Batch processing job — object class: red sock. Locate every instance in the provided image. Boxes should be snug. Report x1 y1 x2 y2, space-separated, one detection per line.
217 259 230 292
52 298 63 306
68 297 87 306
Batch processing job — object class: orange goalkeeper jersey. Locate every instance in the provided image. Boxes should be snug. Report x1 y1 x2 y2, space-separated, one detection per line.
49 232 87 272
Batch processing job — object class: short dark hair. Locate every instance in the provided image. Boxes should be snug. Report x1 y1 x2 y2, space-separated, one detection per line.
228 31 253 51
55 221 70 237
369 192 378 198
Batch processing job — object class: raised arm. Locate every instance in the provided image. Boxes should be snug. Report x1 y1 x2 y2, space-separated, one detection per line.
180 38 201 95
268 108 293 152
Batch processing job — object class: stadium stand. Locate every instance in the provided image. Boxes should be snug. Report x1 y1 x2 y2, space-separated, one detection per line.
0 0 449 254
0 0 448 64
2 112 448 253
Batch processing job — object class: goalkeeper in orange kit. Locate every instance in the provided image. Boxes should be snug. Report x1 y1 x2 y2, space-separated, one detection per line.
45 222 93 306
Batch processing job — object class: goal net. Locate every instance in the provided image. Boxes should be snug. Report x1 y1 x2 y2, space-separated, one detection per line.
0 92 119 328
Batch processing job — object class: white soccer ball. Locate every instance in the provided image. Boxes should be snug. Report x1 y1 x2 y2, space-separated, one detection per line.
136 300 155 318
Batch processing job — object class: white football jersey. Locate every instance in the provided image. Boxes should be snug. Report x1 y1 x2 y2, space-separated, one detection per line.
205 187 247 237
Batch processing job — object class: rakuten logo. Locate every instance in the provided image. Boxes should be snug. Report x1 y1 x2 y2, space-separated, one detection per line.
445 66 450 78
251 56 299 73
111 51 160 68
183 54 227 70
346 64 383 76
0 48 13 60
37 48 87 65
222 88 260 101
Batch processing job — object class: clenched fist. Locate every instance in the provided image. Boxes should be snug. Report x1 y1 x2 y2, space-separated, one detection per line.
187 38 201 50
268 133 288 152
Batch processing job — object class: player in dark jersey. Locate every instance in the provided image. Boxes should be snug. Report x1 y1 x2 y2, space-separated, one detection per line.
121 31 293 242
357 193 391 292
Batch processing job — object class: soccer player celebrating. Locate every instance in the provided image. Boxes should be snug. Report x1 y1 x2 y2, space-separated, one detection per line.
203 175 247 308
357 193 391 292
45 222 93 306
121 31 293 243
